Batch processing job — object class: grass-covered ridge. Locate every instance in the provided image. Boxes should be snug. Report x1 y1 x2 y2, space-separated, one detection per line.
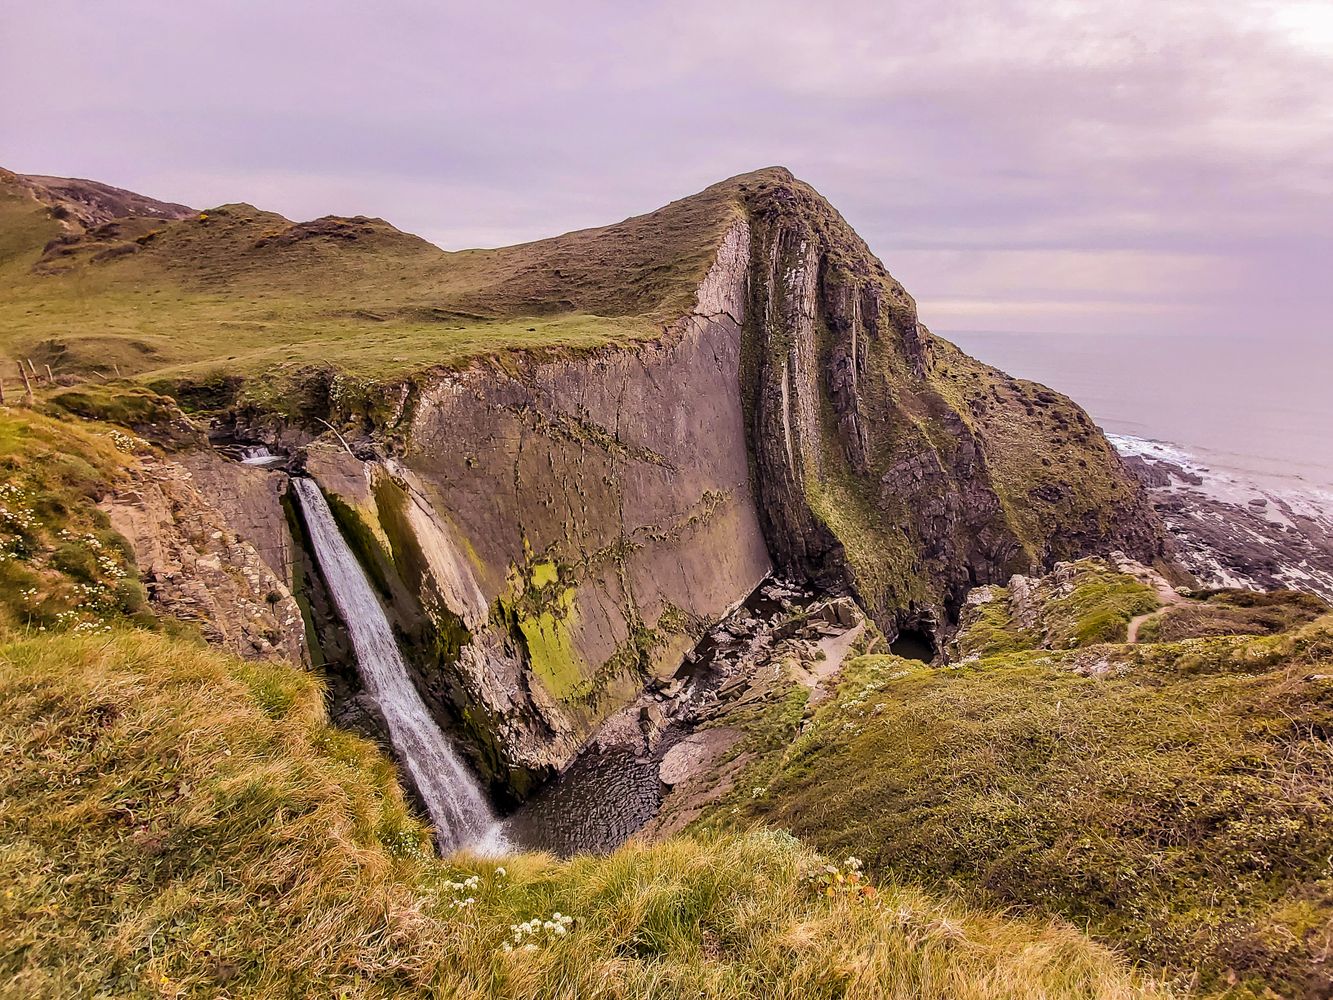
0 167 749 385
705 609 1333 998
1137 587 1327 643
0 629 1166 999
951 558 1162 658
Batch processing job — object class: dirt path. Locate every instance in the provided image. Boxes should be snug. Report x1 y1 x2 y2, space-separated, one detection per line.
1126 579 1190 644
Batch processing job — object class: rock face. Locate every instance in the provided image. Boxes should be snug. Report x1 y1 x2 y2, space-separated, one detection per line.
284 171 1170 790
13 171 194 230
299 222 772 784
181 452 299 587
101 453 305 664
737 173 1168 630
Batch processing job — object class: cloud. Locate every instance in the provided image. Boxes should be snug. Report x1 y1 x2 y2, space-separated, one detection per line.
1 0 1328 337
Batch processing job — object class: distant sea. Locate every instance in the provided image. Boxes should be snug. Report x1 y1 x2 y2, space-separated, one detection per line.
944 330 1333 496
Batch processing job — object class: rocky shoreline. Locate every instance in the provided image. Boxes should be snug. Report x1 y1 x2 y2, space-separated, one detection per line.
1116 436 1333 600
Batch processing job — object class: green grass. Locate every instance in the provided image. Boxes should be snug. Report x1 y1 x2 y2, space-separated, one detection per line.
0 407 151 637
704 619 1333 997
953 559 1160 657
0 170 747 388
1139 588 1328 643
0 629 1169 999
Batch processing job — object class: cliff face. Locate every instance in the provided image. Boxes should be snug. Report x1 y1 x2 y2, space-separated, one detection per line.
0 164 1170 790
737 173 1169 633
99 451 306 665
280 171 1168 787
296 222 771 784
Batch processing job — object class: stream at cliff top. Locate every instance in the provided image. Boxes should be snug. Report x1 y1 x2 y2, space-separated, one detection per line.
290 476 505 853
211 439 289 467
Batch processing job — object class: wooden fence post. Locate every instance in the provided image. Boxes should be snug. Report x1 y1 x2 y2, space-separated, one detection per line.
17 361 33 402
44 364 54 386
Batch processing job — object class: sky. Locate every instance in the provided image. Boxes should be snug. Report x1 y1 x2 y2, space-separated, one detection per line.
3 0 1331 339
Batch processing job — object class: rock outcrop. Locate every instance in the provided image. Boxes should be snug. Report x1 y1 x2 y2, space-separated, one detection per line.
9 169 194 231
738 172 1169 633
101 453 305 664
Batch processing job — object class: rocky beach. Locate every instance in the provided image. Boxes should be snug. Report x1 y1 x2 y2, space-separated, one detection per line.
1115 433 1333 599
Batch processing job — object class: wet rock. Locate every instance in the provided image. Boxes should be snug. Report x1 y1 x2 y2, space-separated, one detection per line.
1122 452 1333 599
639 703 666 733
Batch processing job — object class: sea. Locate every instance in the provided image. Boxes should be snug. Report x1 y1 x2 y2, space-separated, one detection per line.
944 330 1333 496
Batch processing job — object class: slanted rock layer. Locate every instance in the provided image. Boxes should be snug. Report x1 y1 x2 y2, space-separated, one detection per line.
275 172 1171 785
1 164 1173 790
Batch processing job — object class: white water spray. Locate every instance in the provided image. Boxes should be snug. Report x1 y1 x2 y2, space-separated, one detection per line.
291 477 502 852
239 445 284 467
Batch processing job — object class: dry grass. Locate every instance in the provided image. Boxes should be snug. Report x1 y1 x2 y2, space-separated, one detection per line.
710 617 1333 997
0 629 1169 999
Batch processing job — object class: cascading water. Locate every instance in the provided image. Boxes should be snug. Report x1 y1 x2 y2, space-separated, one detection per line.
290 476 502 852
239 445 284 467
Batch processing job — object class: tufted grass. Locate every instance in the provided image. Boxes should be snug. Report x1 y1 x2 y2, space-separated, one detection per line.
0 406 151 638
952 559 1160 658
708 618 1333 997
0 629 1169 999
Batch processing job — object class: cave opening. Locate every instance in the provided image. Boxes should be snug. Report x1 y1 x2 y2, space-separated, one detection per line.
889 627 935 663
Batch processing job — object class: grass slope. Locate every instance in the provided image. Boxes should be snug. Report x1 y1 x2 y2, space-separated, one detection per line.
0 168 745 384
0 406 151 637
707 614 1333 998
1139 588 1327 643
952 559 1162 658
0 629 1166 999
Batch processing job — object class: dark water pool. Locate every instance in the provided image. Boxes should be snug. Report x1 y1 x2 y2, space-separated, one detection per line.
502 578 814 856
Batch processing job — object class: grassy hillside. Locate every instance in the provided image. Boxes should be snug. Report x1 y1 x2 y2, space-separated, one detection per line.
0 167 745 384
0 402 1168 997
0 628 1168 999
700 574 1333 997
0 405 152 637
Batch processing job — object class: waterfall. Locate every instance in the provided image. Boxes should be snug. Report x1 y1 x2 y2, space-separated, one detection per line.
290 477 501 852
239 445 283 467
